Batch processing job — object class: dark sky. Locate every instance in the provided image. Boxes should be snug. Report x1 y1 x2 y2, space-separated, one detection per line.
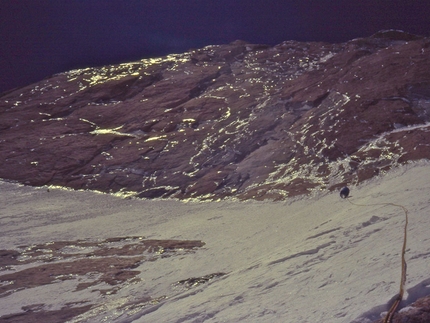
1 1 430 95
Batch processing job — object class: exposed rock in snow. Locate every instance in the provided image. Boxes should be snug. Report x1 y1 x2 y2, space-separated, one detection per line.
1 31 430 200
368 294 430 323
1 31 430 322
0 161 430 323
392 295 430 322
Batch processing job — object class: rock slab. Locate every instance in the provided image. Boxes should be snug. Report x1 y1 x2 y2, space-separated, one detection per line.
1 30 430 200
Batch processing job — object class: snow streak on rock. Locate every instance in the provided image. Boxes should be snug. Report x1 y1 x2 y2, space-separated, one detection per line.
1 31 430 200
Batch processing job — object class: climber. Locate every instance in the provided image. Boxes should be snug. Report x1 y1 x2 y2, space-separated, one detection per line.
340 186 350 199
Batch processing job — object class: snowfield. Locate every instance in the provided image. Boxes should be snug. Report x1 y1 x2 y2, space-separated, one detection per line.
1 161 430 323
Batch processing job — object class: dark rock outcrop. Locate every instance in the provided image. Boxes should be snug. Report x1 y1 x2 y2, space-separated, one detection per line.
1 31 430 200
0 237 204 322
372 295 430 323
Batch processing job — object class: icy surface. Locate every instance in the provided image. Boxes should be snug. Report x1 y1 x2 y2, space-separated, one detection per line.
1 161 430 322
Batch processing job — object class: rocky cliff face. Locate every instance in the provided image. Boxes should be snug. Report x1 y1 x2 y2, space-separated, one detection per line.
1 30 430 200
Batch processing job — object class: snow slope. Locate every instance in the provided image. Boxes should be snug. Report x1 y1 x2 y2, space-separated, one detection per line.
1 161 430 322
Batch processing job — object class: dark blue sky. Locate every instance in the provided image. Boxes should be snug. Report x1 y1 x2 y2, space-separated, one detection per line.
1 1 430 94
